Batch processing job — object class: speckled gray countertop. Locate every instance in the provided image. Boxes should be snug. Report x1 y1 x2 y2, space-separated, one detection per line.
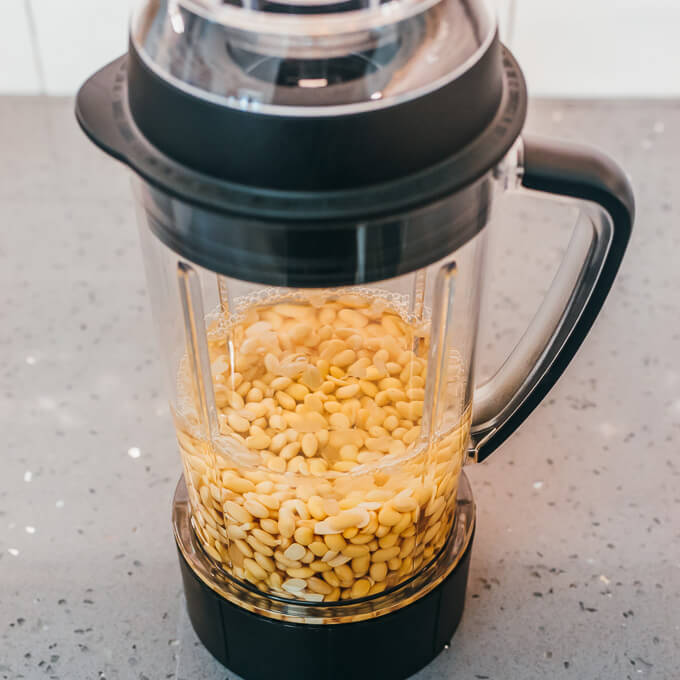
1 98 679 680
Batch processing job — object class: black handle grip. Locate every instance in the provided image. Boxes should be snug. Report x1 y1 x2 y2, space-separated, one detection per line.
522 135 635 231
475 135 634 460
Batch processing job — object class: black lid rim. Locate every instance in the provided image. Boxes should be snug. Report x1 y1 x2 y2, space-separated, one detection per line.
75 41 527 224
125 28 503 191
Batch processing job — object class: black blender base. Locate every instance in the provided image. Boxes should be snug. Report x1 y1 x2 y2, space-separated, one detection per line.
177 531 474 680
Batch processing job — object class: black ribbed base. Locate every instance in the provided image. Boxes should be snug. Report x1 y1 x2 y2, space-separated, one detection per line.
177 530 474 680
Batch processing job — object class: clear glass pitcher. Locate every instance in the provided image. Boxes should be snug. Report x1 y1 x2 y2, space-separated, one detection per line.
137 190 482 601
131 138 632 605
77 0 633 643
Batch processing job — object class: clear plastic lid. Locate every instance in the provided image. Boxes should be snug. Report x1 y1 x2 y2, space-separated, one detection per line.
131 0 496 114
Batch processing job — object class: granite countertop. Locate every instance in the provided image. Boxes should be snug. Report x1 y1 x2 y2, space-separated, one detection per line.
1 98 678 680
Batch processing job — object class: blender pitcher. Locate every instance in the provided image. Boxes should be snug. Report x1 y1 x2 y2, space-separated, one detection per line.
76 0 634 677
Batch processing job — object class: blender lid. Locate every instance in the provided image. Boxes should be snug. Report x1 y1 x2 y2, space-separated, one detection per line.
77 0 527 201
76 0 527 285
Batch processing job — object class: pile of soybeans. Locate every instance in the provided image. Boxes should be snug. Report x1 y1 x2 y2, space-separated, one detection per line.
175 293 469 603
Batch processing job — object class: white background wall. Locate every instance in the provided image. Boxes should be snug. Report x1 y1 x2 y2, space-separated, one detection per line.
2 0 679 96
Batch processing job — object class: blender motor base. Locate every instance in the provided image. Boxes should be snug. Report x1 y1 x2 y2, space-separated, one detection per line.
177 531 474 680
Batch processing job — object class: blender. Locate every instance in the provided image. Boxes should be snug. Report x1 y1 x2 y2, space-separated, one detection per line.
76 0 634 677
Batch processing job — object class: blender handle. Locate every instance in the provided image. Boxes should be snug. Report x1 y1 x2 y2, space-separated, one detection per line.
471 135 634 462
